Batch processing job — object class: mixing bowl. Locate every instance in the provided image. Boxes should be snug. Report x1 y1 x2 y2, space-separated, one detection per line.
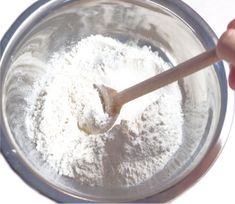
1 0 234 202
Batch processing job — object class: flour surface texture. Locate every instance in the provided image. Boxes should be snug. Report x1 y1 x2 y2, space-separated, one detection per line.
27 35 183 187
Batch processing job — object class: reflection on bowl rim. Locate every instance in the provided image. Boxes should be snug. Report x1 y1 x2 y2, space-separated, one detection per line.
0 0 234 203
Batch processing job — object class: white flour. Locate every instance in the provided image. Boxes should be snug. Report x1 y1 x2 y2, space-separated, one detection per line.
27 35 183 187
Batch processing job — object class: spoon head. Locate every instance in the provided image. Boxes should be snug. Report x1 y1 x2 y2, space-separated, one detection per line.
93 84 120 117
77 84 118 135
76 84 119 135
77 117 116 135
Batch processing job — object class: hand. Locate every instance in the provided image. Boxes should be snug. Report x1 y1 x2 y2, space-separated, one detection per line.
227 19 235 90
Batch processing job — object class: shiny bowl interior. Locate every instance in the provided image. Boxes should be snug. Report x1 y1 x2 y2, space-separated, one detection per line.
0 0 231 202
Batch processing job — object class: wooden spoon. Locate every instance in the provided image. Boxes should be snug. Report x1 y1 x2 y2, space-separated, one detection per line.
95 28 235 120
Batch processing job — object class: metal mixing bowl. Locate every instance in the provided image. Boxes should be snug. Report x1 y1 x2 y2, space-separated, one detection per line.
1 0 234 202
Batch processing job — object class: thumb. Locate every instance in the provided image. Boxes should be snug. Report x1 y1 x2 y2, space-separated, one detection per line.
229 65 235 90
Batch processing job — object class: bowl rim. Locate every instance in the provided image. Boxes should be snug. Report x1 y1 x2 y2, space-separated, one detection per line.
0 0 234 203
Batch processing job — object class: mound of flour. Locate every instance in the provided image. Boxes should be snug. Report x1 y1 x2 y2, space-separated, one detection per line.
27 35 183 187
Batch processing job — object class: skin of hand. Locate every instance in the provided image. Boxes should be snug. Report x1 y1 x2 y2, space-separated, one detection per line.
227 19 235 90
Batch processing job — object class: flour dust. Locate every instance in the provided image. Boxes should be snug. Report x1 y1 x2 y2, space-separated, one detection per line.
26 35 183 187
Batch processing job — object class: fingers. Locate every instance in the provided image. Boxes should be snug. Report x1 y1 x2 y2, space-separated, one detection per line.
228 19 235 29
227 19 235 90
229 65 235 90
217 29 235 64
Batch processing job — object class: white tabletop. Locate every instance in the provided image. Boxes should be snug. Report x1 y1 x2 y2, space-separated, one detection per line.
0 0 234 203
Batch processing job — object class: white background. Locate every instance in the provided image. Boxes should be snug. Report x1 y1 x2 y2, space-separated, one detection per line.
0 0 235 203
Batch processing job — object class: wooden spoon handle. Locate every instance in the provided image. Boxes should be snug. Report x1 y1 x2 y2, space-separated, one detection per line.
114 28 235 107
114 48 219 106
